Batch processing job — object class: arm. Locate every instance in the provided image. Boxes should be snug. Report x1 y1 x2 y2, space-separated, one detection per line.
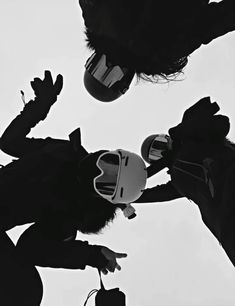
16 220 108 270
178 1 235 58
16 215 127 273
201 0 235 45
146 157 168 178
0 71 63 158
134 181 183 203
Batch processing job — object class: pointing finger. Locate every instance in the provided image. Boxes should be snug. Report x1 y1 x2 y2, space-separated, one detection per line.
115 253 128 258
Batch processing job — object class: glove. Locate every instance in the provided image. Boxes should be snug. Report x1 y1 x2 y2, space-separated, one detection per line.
100 247 127 275
87 245 127 275
30 70 63 106
181 97 220 122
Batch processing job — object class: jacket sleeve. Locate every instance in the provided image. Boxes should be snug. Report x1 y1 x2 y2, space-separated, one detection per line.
178 1 235 57
134 181 183 203
201 0 235 45
15 217 108 270
0 98 59 158
146 157 168 178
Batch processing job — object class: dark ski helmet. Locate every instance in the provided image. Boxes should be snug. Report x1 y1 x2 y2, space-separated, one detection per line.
78 149 147 204
141 134 172 164
84 52 135 102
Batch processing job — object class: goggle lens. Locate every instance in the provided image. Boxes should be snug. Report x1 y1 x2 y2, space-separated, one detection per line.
148 136 169 161
85 54 125 88
94 153 120 196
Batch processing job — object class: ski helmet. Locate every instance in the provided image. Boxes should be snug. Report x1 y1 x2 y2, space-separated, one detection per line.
141 134 172 164
84 52 135 102
79 149 147 204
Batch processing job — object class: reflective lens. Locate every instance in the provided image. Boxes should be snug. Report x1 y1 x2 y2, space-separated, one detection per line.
85 52 135 94
85 53 125 87
94 153 120 196
148 136 169 161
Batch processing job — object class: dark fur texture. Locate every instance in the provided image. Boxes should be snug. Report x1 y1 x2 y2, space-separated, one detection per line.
83 0 209 82
73 196 118 234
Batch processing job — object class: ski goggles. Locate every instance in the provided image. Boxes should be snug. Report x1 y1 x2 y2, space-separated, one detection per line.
148 135 171 161
93 151 120 199
85 52 135 94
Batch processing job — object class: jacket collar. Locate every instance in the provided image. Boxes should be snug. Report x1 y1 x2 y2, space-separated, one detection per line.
69 127 89 156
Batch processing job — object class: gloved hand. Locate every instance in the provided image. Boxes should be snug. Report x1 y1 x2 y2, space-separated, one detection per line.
30 70 63 105
100 247 127 275
181 97 219 122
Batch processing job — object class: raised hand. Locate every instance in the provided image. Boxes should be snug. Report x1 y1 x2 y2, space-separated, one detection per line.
30 70 63 104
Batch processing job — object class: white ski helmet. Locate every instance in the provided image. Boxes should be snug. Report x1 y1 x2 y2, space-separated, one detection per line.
141 134 172 164
93 149 147 204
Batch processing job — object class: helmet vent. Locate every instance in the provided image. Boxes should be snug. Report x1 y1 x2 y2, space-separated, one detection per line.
120 187 124 198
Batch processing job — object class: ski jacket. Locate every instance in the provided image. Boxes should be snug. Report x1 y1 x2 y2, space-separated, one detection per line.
135 97 233 242
167 0 235 58
0 98 108 270
89 0 235 71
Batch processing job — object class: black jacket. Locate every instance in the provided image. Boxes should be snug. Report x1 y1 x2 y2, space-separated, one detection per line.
171 0 235 58
0 98 108 270
135 98 233 243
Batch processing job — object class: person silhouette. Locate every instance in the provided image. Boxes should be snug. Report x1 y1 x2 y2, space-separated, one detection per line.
134 97 235 267
0 71 147 305
79 0 235 102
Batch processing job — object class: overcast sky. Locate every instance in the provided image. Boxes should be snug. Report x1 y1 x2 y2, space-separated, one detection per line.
1 1 235 305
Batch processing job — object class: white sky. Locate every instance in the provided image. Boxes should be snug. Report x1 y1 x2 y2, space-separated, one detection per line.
1 1 235 305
